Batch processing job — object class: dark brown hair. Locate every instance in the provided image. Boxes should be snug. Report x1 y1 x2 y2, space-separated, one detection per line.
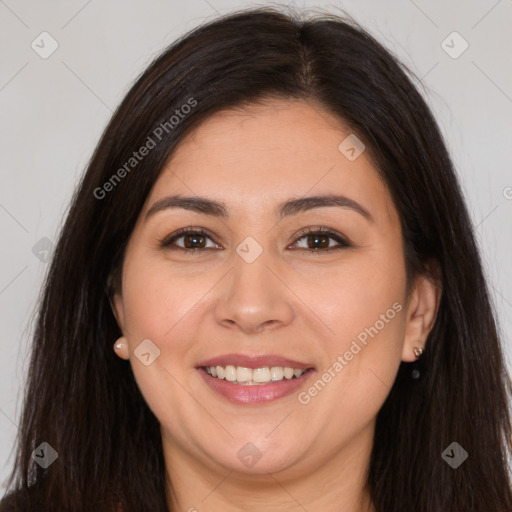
2 6 511 512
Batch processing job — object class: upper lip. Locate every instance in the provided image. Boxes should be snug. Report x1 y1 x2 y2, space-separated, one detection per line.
197 353 314 370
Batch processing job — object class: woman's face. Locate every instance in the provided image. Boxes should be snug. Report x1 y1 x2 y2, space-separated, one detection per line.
113 98 423 478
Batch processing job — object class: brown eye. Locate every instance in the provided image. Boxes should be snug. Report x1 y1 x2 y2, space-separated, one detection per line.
181 233 207 249
160 226 350 254
303 233 331 250
292 227 351 252
161 228 221 252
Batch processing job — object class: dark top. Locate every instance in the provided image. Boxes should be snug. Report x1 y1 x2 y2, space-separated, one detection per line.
0 488 123 511
0 488 31 511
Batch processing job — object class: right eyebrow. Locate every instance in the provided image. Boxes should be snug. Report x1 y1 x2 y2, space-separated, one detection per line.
145 195 228 221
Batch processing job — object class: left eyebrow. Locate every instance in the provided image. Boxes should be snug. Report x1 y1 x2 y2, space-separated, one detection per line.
145 193 373 223
277 194 373 222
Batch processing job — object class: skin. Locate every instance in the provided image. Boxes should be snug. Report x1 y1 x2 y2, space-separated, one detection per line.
112 98 441 512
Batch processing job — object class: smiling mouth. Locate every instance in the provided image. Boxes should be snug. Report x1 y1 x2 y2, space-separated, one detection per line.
201 365 314 385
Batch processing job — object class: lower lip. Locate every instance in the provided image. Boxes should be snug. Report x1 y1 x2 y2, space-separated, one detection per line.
197 367 315 404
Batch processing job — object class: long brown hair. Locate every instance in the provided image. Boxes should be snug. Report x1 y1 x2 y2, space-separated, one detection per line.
2 6 511 511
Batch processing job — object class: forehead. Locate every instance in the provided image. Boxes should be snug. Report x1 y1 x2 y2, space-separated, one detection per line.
142 98 397 223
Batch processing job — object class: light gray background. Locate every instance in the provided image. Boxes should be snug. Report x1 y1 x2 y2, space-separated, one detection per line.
1 0 511 492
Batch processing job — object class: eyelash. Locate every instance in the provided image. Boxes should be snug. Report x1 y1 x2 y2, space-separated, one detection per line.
159 226 351 254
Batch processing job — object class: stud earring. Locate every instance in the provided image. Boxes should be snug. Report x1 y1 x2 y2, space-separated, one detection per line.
413 346 423 359
113 336 130 360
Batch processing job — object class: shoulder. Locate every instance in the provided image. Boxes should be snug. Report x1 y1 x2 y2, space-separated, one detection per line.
0 487 37 512
0 488 124 511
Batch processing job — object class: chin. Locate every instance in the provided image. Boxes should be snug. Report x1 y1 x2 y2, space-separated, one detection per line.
205 436 304 476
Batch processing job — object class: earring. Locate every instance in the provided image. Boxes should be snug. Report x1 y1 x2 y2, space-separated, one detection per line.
113 336 129 360
413 346 423 359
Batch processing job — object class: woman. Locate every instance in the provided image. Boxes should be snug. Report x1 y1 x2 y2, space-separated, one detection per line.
1 6 511 512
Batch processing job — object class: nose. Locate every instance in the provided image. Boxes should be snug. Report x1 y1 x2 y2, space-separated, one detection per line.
214 247 294 335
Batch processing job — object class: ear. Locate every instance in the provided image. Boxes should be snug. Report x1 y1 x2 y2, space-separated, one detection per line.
402 264 442 362
111 291 126 333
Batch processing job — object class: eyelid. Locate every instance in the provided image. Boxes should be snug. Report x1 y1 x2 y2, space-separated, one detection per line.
290 226 351 252
159 225 352 252
159 226 220 249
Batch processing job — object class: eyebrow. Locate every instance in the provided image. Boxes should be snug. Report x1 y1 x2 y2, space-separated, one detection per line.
145 194 373 222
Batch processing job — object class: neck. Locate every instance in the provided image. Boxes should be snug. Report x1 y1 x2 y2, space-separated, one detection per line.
162 423 376 512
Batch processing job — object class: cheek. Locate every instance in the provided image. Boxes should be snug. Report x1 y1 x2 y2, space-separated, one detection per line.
291 239 406 351
294 241 407 413
313 278 405 400
119 254 206 394
120 258 206 431
121 252 205 347
298 297 405 451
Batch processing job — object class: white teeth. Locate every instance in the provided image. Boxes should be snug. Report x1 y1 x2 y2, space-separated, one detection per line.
225 365 237 382
270 366 284 381
236 366 252 382
283 367 294 379
253 367 271 383
204 365 308 384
